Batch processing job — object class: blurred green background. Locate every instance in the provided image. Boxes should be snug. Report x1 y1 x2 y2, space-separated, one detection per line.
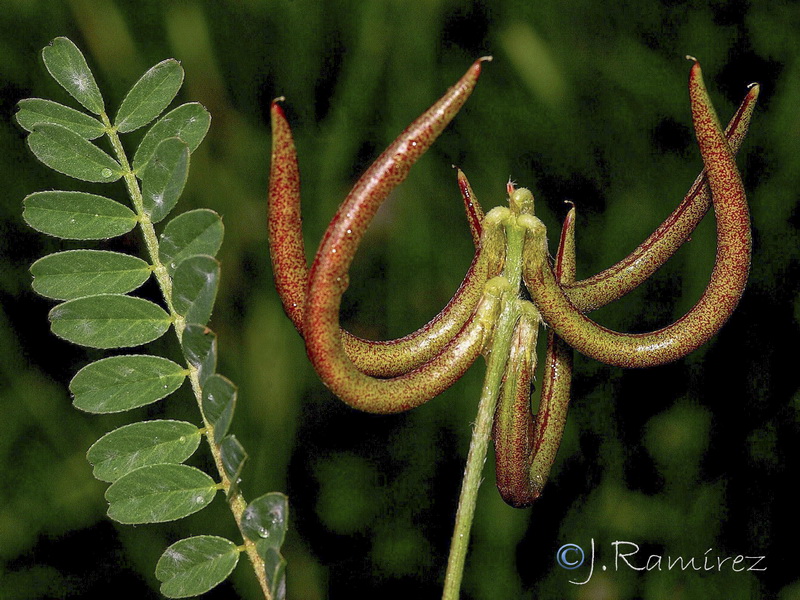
1 1 798 599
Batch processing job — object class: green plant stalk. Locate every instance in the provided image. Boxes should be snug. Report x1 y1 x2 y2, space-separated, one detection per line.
442 217 526 600
101 114 273 600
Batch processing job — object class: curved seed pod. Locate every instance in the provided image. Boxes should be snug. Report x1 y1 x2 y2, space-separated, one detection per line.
268 100 306 328
523 60 751 368
303 58 493 412
564 83 758 312
528 206 575 501
456 167 484 247
493 207 575 507
492 303 540 507
269 92 489 377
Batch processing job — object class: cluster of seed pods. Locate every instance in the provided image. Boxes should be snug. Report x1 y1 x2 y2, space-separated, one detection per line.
268 57 757 507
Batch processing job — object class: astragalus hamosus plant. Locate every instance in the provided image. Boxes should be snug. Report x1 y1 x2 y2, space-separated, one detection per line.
269 56 756 599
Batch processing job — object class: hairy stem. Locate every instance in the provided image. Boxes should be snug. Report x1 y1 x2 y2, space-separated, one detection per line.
442 214 526 599
101 114 272 600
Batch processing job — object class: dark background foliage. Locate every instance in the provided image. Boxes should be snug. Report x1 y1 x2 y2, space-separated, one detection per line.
1 1 798 599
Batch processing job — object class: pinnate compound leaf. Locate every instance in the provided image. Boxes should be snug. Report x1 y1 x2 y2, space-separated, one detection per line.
156 536 239 598
115 59 184 133
87 420 201 482
31 250 151 300
27 124 122 182
173 255 220 325
141 137 189 223
41 37 104 114
182 324 217 386
49 294 171 349
71 355 187 413
133 103 211 172
264 548 287 600
23 191 137 240
160 209 224 275
16 98 105 139
105 463 218 524
202 374 237 444
242 492 289 551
